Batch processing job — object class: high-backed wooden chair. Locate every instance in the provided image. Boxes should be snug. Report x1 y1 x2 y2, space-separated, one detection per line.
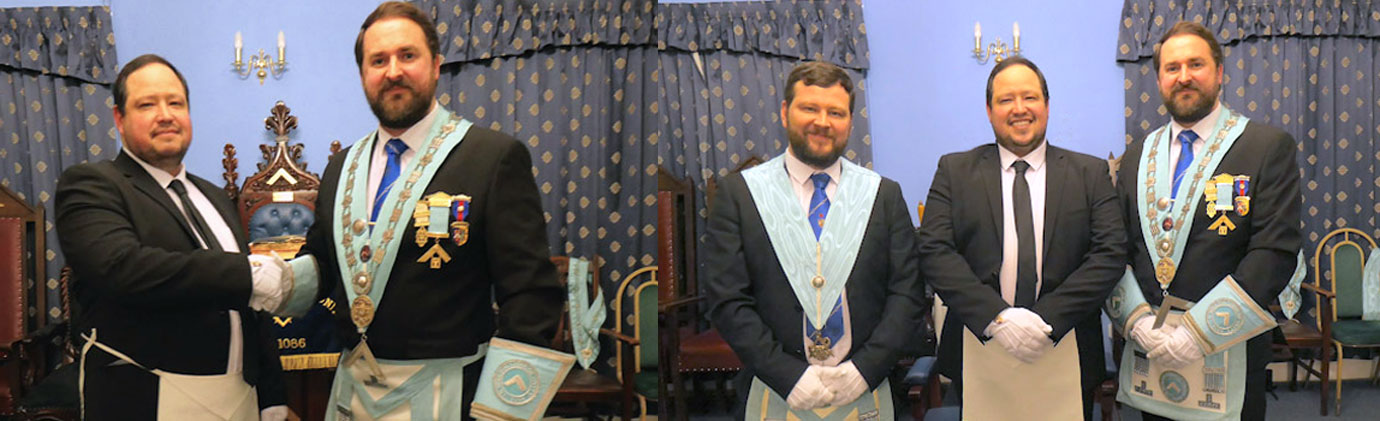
0 184 56 418
1310 228 1380 415
615 266 658 420
223 101 339 421
549 256 639 421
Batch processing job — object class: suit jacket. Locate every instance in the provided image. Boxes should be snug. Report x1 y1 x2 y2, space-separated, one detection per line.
54 151 285 409
703 166 923 397
1118 120 1300 399
917 143 1126 391
301 123 564 360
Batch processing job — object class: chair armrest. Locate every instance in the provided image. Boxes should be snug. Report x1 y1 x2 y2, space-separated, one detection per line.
1299 282 1336 299
659 295 705 312
600 328 640 347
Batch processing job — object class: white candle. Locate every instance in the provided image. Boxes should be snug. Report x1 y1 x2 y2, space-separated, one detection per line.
234 31 242 62
277 31 285 62
974 22 981 50
1013 22 1021 50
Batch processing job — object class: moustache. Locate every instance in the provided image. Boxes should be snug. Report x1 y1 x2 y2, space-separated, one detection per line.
379 80 415 94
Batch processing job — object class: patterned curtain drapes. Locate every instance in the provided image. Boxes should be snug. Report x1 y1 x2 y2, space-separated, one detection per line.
655 0 873 295
0 6 117 325
1118 0 1380 325
415 0 659 371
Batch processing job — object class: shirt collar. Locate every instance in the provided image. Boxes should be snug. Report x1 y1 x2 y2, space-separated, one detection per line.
377 100 443 152
1170 101 1222 141
784 148 843 188
122 146 189 189
997 139 1048 172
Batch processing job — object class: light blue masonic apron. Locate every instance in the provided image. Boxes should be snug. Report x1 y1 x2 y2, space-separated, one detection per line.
740 155 892 420
323 110 484 421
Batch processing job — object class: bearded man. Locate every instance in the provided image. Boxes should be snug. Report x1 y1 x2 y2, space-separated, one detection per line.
704 60 923 419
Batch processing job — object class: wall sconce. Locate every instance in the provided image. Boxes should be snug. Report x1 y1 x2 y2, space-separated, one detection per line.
974 21 1021 64
233 31 288 84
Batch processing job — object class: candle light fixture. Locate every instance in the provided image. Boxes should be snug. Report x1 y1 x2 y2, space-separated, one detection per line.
973 21 1021 64
232 31 288 84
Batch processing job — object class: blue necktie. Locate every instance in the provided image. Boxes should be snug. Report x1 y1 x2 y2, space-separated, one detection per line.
372 138 408 222
1171 130 1198 199
808 173 831 239
804 173 843 359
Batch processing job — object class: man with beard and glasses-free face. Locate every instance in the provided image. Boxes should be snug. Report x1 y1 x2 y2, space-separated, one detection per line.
704 61 923 419
916 57 1125 420
1107 21 1299 421
55 54 289 420
274 2 565 420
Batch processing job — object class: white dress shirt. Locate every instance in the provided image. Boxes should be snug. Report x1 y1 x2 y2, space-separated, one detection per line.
123 147 244 375
997 141 1047 306
783 149 851 366
366 101 443 220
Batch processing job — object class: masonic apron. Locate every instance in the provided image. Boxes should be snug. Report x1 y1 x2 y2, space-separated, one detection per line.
959 327 1081 420
741 155 892 420
1108 108 1276 420
80 330 258 421
324 112 485 421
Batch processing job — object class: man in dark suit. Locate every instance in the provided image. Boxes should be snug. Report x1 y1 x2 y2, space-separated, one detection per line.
704 61 923 418
916 57 1126 420
55 54 287 420
285 2 564 419
1111 21 1299 421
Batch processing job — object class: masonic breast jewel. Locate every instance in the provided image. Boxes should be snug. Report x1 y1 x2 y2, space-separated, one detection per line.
413 192 472 269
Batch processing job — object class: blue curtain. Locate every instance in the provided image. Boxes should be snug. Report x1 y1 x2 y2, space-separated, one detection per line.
655 0 873 294
415 0 659 372
0 6 117 325
1118 0 1380 329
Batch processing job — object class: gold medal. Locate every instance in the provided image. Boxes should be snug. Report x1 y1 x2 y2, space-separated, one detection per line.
351 295 376 328
1155 258 1176 289
807 332 834 361
415 227 428 247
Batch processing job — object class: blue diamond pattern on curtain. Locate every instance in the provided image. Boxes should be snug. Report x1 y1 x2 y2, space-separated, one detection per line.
0 6 118 327
1118 1 1380 357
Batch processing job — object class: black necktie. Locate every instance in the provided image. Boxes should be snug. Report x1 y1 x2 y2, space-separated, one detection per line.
168 179 223 252
1012 160 1037 307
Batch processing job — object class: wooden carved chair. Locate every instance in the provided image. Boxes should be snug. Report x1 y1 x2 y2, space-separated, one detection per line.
223 101 341 421
549 256 639 421
615 266 658 420
1309 228 1380 415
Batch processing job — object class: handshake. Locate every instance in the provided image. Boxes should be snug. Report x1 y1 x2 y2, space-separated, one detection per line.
985 307 1055 364
785 362 869 410
1129 316 1204 369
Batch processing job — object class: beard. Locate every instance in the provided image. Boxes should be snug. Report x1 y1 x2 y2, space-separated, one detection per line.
1163 83 1218 124
368 78 435 129
787 125 846 169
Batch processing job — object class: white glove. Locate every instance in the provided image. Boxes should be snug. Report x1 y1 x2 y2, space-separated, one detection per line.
786 365 835 410
260 404 289 421
1129 315 1170 351
248 254 293 313
984 308 1054 363
818 361 869 407
1147 325 1205 369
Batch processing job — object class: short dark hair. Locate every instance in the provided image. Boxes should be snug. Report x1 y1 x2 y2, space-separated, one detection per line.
783 61 856 112
985 56 1048 106
112 54 188 113
1153 21 1224 71
355 1 441 71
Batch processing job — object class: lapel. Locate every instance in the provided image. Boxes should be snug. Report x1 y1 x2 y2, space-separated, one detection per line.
114 152 201 247
978 146 1003 249
1042 145 1067 281
190 175 249 248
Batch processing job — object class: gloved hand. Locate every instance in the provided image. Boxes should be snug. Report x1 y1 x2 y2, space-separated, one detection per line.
1129 315 1170 351
818 361 868 407
1147 325 1205 369
248 253 293 313
985 307 1054 363
786 365 835 410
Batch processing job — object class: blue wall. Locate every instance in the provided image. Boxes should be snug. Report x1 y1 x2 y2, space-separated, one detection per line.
10 0 1128 226
864 1 1127 223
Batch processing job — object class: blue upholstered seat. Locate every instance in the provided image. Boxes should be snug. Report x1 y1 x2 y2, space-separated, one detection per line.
247 202 314 240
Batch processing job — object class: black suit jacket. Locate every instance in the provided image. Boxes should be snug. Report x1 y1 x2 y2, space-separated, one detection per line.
301 123 564 360
703 167 923 397
55 151 285 409
1117 119 1300 420
917 144 1126 391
